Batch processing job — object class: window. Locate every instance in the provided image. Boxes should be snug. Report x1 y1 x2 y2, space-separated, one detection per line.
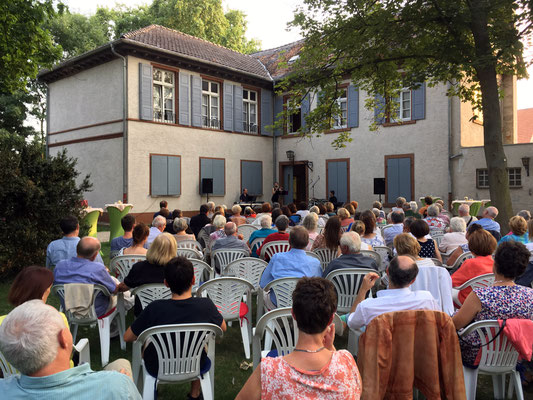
202 80 220 129
476 168 521 188
200 157 225 195
332 89 348 129
243 89 258 133
151 155 181 196
241 160 262 195
153 68 175 123
286 98 302 133
391 89 411 121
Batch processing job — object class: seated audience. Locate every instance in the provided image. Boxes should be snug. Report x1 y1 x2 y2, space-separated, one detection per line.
208 214 227 248
350 201 359 213
280 205 296 226
164 209 182 234
260 226 322 308
237 277 362 400
347 256 439 331
323 232 378 277
351 220 372 250
476 206 501 239
527 219 533 252
256 215 290 258
419 196 433 218
372 208 385 224
311 216 341 255
287 203 301 225
499 215 529 244
439 217 468 253
410 219 442 262
359 210 385 248
244 206 256 219
147 215 166 247
458 203 478 227
325 201 336 217
309 206 326 227
190 204 211 238
248 215 276 257
122 223 149 256
337 207 354 230
110 214 136 253
212 222 250 273
173 218 196 243
446 223 483 267
453 241 533 367
230 205 247 226
0 301 140 399
344 203 356 218
517 209 531 221
451 228 497 303
405 201 422 219
46 215 104 267
296 202 310 220
383 211 405 247
124 257 226 400
435 200 450 226
54 237 117 317
118 233 177 316
152 200 168 219
372 200 386 220
302 213 319 250
424 204 446 231
206 201 216 219
394 233 435 267
392 196 406 213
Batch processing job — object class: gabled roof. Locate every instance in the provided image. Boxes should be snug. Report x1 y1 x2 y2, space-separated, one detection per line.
252 40 305 80
517 108 533 143
122 25 271 80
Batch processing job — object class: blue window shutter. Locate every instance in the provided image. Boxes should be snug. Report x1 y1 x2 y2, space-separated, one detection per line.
223 83 234 131
151 155 168 195
386 158 399 204
139 63 153 120
212 159 225 195
241 161 262 195
261 89 273 136
234 85 243 133
273 95 283 136
191 75 202 127
167 156 181 195
200 158 212 194
300 94 310 131
412 82 426 120
179 72 190 125
327 161 338 199
374 94 386 124
347 85 359 128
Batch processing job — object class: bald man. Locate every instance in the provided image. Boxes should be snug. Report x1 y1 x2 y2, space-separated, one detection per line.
54 236 118 317
347 255 439 330
476 206 501 233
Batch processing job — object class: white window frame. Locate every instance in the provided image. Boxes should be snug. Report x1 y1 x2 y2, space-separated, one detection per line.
477 168 521 189
202 80 220 129
391 89 412 122
243 89 258 133
332 88 348 129
153 68 175 123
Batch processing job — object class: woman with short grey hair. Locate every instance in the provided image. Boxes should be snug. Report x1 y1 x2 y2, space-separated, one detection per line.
424 204 446 230
438 217 468 253
302 213 319 250
173 218 195 243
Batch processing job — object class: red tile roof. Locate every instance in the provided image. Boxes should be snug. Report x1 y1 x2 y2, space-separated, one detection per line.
252 40 305 80
122 25 271 80
517 108 533 143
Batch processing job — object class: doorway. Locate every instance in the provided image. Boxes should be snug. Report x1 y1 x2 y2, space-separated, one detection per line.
279 162 309 205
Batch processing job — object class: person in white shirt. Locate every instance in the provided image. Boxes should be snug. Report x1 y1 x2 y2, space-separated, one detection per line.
147 215 166 247
439 217 468 253
347 255 439 331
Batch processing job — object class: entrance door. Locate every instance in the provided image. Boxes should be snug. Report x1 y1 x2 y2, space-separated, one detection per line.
326 159 349 204
280 162 308 205
385 154 414 205
282 165 294 204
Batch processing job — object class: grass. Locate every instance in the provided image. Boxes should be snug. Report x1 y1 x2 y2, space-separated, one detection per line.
0 237 525 399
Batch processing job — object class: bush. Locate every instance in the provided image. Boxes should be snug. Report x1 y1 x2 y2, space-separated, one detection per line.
0 132 91 276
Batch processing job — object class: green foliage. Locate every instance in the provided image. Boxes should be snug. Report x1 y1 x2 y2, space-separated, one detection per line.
0 132 91 276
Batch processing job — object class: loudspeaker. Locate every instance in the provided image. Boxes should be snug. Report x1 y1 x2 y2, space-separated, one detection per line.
201 178 213 194
374 178 386 195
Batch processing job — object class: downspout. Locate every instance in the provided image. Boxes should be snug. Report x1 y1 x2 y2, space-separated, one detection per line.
111 43 128 203
45 86 50 158
447 82 453 209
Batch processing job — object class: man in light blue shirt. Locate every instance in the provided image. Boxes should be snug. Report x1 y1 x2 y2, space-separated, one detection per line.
383 211 405 247
147 215 166 247
260 226 322 306
0 300 141 400
476 206 501 233
46 215 104 267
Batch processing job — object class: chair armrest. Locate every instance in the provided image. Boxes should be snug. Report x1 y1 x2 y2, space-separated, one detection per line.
74 338 91 367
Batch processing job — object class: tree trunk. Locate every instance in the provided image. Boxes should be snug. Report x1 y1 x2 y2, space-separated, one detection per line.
469 0 514 234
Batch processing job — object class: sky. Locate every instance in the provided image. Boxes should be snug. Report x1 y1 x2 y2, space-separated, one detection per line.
63 0 533 109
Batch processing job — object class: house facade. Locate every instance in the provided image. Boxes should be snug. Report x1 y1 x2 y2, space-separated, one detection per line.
39 25 532 219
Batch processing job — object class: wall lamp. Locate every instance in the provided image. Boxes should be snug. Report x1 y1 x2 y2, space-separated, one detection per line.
522 156 530 177
286 150 295 163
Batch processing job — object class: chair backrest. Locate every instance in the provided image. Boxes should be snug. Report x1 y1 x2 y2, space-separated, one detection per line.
455 273 495 291
196 227 210 249
130 283 172 310
197 277 254 321
380 224 393 234
260 241 291 260
176 239 203 252
429 228 446 238
238 224 259 243
246 217 256 224
51 284 111 325
0 350 19 378
132 323 223 385
359 250 382 267
432 233 444 248
211 249 248 272
313 248 339 271
325 268 375 314
189 259 214 291
372 246 392 272
263 277 301 308
305 251 321 263
182 217 191 225
250 237 266 254
340 225 350 233
176 248 203 260
451 251 474 272
109 249 121 260
458 320 519 373
110 255 147 282
431 258 443 266
224 257 268 289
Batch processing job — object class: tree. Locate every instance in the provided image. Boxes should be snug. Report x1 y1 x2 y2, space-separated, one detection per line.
284 0 532 232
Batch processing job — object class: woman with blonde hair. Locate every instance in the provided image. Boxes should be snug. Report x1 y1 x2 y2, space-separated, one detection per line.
337 207 354 230
394 233 435 267
499 215 529 244
118 232 177 316
302 213 319 250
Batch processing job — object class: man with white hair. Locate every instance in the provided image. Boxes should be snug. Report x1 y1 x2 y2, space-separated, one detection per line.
147 215 166 246
323 232 379 277
458 203 478 227
439 217 468 253
476 206 501 233
247 215 276 257
211 222 250 273
0 300 141 399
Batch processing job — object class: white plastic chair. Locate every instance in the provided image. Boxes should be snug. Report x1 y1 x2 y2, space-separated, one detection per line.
313 248 339 271
459 320 524 400
305 251 321 263
448 251 474 272
176 239 203 252
372 246 393 272
431 258 443 266
258 277 300 319
260 241 291 260
359 250 382 268
452 273 495 309
238 224 259 243
189 259 214 293
432 233 444 248
224 257 267 289
130 283 172 311
198 277 254 359
132 323 223 400
246 217 256 224
210 248 248 274
250 237 266 255
51 284 125 366
197 228 211 249
177 248 203 260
